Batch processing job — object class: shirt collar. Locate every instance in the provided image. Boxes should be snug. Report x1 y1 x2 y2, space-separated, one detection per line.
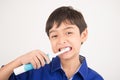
50 55 88 80
78 55 88 80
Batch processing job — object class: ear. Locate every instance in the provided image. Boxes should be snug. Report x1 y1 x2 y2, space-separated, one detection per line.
80 28 88 43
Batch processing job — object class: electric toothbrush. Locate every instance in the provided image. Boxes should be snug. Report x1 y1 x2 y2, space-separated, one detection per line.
13 47 70 75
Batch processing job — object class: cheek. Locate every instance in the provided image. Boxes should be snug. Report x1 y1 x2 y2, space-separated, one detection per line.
70 36 82 50
50 40 57 52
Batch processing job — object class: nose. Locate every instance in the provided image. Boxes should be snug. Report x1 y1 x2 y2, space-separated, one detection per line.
57 35 67 45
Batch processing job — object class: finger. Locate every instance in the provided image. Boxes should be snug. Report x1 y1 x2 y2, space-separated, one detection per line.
33 56 41 69
39 51 50 64
30 59 37 69
36 53 46 67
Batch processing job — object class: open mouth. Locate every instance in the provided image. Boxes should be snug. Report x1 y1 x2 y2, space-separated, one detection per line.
58 47 72 53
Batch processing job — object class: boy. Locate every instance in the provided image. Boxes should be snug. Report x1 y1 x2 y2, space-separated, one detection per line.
0 6 104 80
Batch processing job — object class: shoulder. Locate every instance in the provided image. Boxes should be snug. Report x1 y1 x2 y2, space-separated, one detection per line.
79 55 104 80
87 67 104 80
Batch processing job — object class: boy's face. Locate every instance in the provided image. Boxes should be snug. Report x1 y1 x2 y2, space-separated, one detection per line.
49 22 87 60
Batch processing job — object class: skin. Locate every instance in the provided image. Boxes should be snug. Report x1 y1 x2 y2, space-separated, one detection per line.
0 50 50 80
0 22 88 80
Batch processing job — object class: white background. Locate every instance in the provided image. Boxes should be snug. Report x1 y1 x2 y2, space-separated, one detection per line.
0 0 120 80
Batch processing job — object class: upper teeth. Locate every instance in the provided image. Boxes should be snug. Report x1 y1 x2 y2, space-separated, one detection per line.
60 47 70 52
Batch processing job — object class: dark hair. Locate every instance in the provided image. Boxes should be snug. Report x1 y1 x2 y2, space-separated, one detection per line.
45 6 87 36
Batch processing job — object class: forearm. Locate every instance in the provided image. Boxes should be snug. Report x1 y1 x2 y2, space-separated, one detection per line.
0 50 50 80
0 59 21 80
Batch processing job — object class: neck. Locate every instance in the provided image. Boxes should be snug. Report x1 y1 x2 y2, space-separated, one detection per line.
61 55 80 69
60 54 81 79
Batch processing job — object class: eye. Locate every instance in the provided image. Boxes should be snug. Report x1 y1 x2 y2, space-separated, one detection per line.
66 32 73 35
51 35 58 39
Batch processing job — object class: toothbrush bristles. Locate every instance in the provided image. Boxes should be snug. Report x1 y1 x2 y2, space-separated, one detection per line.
54 47 70 56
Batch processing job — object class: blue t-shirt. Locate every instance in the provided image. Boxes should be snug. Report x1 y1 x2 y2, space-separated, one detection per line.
9 55 104 80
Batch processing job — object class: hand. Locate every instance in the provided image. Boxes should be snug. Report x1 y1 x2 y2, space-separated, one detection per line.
17 50 50 69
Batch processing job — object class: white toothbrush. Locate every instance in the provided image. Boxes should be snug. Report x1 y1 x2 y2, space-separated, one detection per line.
13 47 70 75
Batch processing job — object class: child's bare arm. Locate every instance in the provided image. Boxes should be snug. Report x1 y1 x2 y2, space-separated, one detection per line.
0 50 50 80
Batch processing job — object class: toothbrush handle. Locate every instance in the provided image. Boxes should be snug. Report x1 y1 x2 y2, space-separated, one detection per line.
14 54 51 75
13 63 33 75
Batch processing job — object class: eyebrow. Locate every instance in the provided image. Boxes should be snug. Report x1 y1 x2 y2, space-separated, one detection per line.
64 26 74 30
49 30 56 34
49 26 74 34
